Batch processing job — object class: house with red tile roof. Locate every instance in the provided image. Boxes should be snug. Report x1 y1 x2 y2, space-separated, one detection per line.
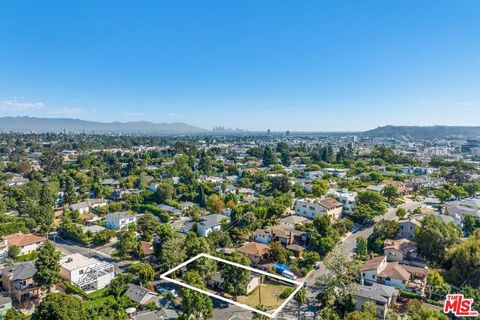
236 242 270 265
2 233 46 255
360 256 428 295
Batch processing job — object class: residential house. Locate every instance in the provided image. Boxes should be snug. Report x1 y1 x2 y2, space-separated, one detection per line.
110 188 141 200
7 177 29 187
100 179 120 189
279 215 309 229
0 295 12 318
0 240 8 261
196 214 230 237
106 211 137 230
294 197 343 220
82 225 106 235
60 253 115 291
355 283 398 320
366 184 385 193
254 226 309 247
323 168 348 177
69 201 90 214
286 244 305 257
133 309 178 320
383 239 426 267
1 233 46 255
360 256 428 294
384 180 411 196
208 271 260 295
304 171 323 181
2 261 40 306
149 183 160 192
328 189 357 215
125 283 160 306
397 218 422 239
140 241 154 260
236 242 270 265
157 204 182 216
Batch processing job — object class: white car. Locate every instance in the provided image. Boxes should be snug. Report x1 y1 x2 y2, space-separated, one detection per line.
156 285 178 298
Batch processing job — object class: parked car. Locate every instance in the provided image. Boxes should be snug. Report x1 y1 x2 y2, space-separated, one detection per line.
156 285 178 298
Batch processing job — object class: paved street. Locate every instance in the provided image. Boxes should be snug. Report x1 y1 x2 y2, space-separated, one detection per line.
48 234 131 273
50 198 437 320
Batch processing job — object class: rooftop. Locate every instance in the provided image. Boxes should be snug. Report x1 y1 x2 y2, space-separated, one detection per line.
60 253 98 271
199 214 230 228
2 232 46 247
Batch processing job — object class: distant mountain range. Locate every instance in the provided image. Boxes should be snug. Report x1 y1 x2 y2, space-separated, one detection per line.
363 125 480 139
0 116 206 134
1 117 480 138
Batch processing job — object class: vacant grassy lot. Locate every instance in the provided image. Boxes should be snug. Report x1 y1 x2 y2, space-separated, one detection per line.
237 280 294 309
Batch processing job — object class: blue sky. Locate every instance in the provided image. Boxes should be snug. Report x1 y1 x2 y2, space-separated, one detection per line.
0 1 479 131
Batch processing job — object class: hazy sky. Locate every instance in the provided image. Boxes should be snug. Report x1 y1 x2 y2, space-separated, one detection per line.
1 1 479 131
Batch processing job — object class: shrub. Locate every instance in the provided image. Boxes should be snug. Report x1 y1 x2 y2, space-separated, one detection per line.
280 288 294 299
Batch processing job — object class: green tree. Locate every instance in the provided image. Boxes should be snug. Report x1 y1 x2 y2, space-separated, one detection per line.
137 213 162 241
154 182 175 203
446 232 480 287
312 179 329 197
252 305 269 320
116 228 140 259
34 242 61 292
381 184 399 202
315 249 360 307
159 236 187 272
109 273 134 298
405 299 448 320
433 188 452 203
31 293 84 320
355 236 368 259
269 241 289 264
5 308 28 320
416 215 461 262
40 149 63 176
129 263 154 286
262 146 276 167
345 301 376 320
463 215 480 236
395 207 407 219
185 232 216 280
222 253 251 296
180 271 213 319
8 245 20 260
294 288 307 320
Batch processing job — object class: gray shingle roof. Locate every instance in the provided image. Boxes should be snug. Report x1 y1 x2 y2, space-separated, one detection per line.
3 261 37 280
356 283 398 303
199 214 230 229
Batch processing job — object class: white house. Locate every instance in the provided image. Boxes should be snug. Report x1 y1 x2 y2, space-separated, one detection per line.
328 189 357 215
323 168 348 177
360 256 428 294
69 202 90 214
60 253 115 292
294 197 343 220
0 240 8 261
7 177 29 187
105 211 137 230
197 214 230 237
304 171 323 181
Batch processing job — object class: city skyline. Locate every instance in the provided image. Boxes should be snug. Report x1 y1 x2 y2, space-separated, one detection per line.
1 1 479 131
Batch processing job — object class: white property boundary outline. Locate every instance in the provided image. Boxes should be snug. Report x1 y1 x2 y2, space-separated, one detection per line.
160 253 304 318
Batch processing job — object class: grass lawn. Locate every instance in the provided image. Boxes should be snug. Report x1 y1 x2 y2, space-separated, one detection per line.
237 281 294 310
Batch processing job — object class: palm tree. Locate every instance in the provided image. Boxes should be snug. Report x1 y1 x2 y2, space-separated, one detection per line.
294 288 307 320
